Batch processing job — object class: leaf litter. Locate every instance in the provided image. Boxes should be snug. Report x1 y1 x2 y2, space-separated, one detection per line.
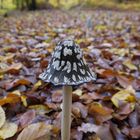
0 9 140 139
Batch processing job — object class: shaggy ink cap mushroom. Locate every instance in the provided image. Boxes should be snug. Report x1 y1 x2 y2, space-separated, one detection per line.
39 39 96 85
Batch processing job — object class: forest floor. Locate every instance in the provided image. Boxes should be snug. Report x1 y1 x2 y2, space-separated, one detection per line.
0 9 140 140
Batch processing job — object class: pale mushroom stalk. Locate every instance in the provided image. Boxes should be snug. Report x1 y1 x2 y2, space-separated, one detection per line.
62 86 72 140
39 39 96 140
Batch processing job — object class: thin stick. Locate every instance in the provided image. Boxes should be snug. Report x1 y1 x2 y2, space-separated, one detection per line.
61 86 72 140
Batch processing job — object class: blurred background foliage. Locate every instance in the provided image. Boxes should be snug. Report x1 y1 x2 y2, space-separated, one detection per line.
0 0 140 15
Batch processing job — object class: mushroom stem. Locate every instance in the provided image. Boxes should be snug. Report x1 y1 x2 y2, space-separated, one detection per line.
61 85 72 140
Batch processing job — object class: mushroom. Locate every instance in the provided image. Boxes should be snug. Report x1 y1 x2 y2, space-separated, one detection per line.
39 39 96 140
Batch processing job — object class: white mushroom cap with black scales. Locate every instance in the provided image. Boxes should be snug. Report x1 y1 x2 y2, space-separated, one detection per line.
39 39 96 85
39 39 96 140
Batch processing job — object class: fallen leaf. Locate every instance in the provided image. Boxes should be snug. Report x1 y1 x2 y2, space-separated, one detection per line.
21 95 27 107
110 122 127 140
129 103 140 127
88 102 113 116
123 60 137 70
88 102 113 124
40 60 48 68
0 63 8 70
33 80 42 90
118 103 134 115
52 90 62 103
19 110 36 129
73 89 83 96
78 123 113 140
13 79 31 87
28 104 51 115
34 42 47 48
96 124 113 140
129 126 140 139
17 122 53 140
100 43 112 48
71 129 83 140
78 123 101 133
95 25 107 31
0 54 15 62
72 102 88 118
97 58 111 69
0 121 18 139
0 106 5 128
100 69 118 78
117 75 133 88
7 63 22 74
0 74 3 80
110 48 129 57
0 93 21 106
111 86 136 108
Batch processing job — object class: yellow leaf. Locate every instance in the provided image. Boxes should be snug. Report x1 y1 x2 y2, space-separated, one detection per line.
21 95 27 107
17 122 53 140
110 48 129 57
95 25 107 31
76 38 87 44
0 74 3 80
0 122 18 139
0 106 5 128
111 86 136 108
0 56 3 62
123 60 137 70
11 90 21 96
73 89 83 96
0 54 15 62
28 105 51 115
33 80 42 90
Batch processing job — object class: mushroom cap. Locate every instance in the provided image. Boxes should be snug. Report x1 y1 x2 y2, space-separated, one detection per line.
39 39 96 86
